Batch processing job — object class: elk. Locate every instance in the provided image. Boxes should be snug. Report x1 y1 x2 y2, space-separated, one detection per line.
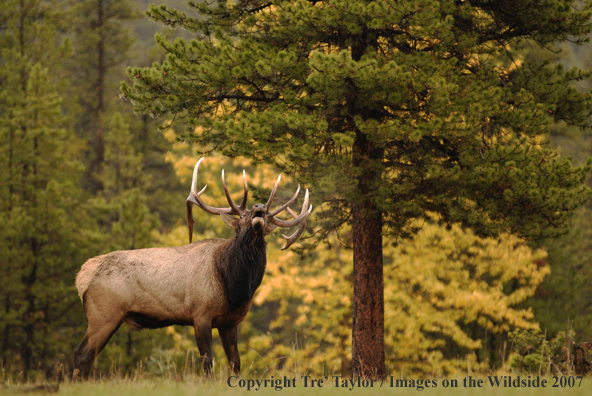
72 158 311 379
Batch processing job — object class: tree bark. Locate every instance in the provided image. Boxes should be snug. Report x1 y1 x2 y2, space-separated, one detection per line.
1 295 10 369
22 261 38 378
351 132 385 378
96 0 105 184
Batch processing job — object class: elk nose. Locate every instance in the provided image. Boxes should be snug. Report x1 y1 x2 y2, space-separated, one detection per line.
252 203 266 211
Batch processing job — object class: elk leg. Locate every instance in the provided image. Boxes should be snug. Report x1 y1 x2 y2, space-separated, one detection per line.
219 325 240 375
73 310 123 380
194 320 213 376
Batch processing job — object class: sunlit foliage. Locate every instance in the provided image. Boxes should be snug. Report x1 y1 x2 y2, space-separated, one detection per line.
160 139 548 375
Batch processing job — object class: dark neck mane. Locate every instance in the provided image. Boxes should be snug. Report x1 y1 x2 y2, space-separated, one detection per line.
216 229 267 309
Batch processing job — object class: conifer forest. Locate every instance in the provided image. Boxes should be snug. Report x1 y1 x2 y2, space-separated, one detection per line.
3 0 592 382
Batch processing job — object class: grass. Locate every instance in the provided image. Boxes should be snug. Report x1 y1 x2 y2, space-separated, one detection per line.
2 375 592 396
2 344 591 396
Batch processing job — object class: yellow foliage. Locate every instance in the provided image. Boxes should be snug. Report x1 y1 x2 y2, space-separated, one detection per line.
158 139 548 375
382 221 548 374
250 221 546 376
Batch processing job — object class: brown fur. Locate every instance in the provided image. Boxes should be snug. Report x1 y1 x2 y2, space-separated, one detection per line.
73 159 311 380
73 213 269 380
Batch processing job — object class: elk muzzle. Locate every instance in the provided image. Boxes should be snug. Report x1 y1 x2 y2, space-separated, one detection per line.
251 204 266 228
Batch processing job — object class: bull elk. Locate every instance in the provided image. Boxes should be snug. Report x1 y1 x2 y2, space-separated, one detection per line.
72 158 312 379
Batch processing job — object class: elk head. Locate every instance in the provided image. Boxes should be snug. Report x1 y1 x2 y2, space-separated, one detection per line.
185 157 312 250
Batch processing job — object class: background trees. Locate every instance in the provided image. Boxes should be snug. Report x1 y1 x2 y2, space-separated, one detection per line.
1 0 592 380
0 0 92 378
151 138 552 376
0 0 184 379
122 0 592 376
65 0 138 191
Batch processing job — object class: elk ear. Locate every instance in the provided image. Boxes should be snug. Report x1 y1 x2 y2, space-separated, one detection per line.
264 223 278 235
220 212 239 230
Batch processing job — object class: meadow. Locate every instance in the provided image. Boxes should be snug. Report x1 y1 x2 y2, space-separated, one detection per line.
2 375 592 396
2 364 592 396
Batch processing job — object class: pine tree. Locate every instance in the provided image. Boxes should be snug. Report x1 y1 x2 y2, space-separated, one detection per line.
65 0 138 191
522 40 592 342
122 0 592 376
64 0 188 229
98 112 159 252
0 0 92 378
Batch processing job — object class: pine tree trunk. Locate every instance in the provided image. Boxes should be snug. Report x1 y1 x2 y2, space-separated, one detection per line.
351 133 385 378
22 262 38 378
1 295 10 368
96 0 105 183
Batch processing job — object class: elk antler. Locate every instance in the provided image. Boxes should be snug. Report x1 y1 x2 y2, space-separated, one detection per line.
265 174 281 210
280 207 308 251
239 170 249 211
266 178 312 249
268 185 300 217
222 169 245 215
186 157 248 242
185 158 311 248
268 188 312 228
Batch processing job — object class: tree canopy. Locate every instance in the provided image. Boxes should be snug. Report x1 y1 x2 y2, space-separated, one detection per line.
123 0 592 239
122 0 592 376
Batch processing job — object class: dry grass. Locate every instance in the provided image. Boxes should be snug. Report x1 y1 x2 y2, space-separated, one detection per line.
2 373 592 396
